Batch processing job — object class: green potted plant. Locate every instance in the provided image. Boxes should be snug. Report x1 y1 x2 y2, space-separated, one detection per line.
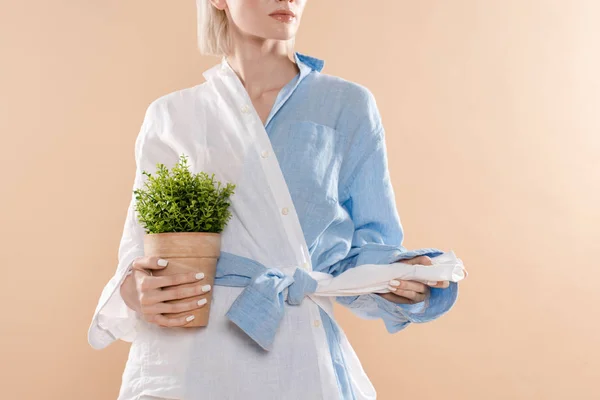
134 153 236 327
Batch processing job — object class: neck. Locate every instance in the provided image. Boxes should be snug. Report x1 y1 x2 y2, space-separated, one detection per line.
224 34 299 100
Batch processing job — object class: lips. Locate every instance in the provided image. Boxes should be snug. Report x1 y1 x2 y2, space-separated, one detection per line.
269 10 296 17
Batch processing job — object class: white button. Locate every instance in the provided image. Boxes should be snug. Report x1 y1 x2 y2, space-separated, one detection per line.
241 104 251 114
261 150 270 158
281 207 289 215
313 319 321 327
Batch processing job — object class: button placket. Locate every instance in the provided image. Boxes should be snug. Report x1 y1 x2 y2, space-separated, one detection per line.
234 84 311 288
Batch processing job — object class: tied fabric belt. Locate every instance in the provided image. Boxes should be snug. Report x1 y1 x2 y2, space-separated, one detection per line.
212 248 465 351
214 251 319 351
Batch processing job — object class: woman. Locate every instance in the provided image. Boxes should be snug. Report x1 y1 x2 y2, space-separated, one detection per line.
88 0 459 399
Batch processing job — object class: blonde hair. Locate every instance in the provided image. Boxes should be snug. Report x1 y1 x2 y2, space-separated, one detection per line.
196 0 296 58
196 0 231 56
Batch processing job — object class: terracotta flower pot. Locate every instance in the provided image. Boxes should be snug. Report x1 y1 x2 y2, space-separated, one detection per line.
143 231 221 327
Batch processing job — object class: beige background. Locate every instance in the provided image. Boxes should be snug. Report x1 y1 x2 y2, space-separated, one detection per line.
1 0 598 399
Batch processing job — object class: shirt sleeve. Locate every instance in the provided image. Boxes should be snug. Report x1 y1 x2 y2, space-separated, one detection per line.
332 89 459 333
87 100 179 350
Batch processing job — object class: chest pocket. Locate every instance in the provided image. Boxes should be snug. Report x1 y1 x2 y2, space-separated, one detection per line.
272 121 345 245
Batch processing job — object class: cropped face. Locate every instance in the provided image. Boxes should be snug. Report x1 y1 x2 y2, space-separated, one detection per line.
214 0 307 41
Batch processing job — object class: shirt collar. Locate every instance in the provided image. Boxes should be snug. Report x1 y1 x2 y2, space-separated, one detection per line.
202 51 324 82
294 52 325 73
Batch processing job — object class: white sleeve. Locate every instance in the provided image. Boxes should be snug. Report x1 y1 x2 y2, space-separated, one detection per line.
87 100 178 350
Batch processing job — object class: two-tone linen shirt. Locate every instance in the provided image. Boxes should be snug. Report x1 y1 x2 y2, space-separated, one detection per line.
87 51 459 400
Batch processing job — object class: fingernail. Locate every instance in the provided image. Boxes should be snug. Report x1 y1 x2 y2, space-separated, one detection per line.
388 286 397 292
196 272 205 280
197 298 207 306
201 284 211 292
389 280 401 287
158 258 169 267
427 281 438 286
186 315 195 322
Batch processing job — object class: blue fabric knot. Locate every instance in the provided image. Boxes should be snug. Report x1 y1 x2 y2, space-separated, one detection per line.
214 251 318 351
286 267 319 305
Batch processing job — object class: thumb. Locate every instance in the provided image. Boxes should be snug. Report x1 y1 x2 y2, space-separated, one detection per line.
131 255 169 273
400 255 433 266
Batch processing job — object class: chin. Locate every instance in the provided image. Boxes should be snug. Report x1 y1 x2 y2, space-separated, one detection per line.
269 34 295 41
264 29 297 41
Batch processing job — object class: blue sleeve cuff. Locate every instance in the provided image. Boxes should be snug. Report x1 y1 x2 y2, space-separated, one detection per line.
377 281 459 328
335 247 459 333
353 244 445 267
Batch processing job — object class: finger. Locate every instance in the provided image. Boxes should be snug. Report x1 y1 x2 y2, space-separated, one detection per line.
399 255 433 266
148 312 198 328
149 297 208 315
389 288 428 303
390 279 428 294
157 282 212 302
141 271 207 291
426 280 450 289
132 268 152 279
132 255 170 272
377 292 414 304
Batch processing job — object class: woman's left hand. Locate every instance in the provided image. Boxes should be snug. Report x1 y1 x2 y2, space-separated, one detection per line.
377 255 450 305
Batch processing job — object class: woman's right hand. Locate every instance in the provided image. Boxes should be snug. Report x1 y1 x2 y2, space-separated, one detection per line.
119 255 212 327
